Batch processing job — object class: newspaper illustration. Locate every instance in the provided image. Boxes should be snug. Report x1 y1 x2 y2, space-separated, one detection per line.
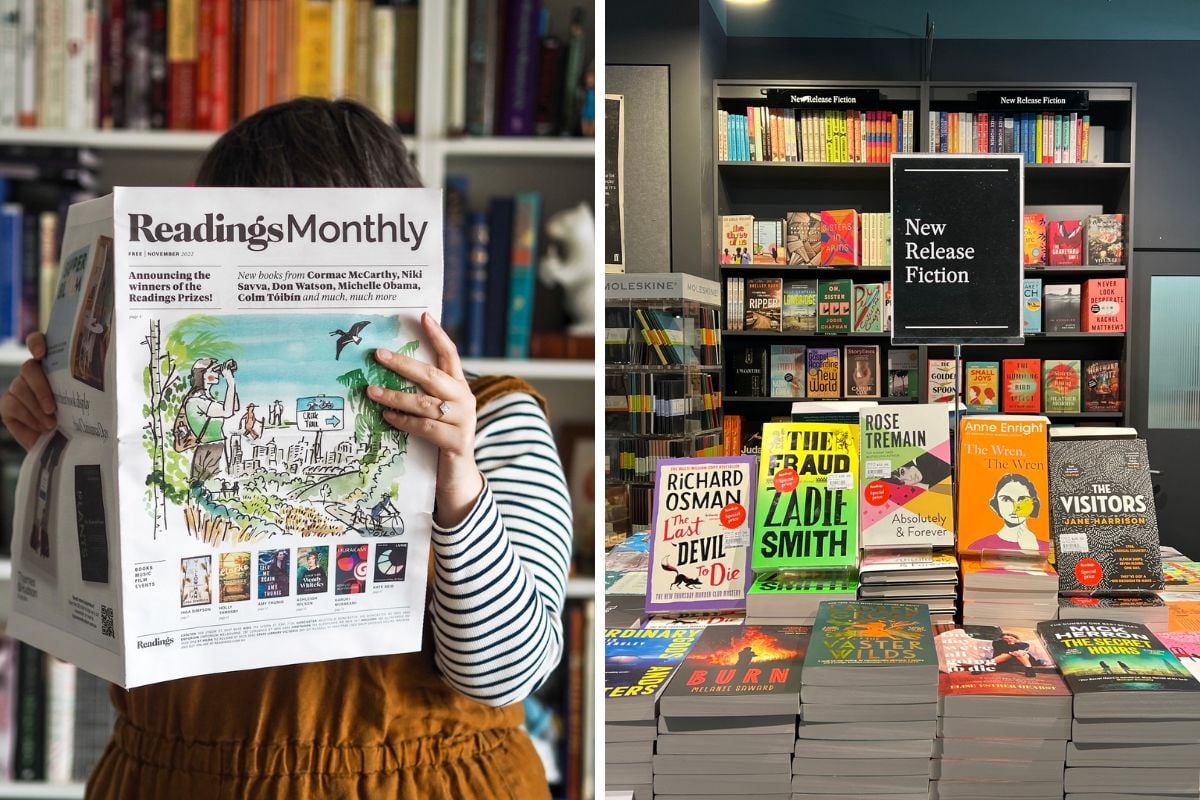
9 187 443 687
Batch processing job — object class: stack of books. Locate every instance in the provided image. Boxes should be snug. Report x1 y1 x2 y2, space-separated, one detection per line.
858 551 958 627
933 625 1071 800
746 571 858 626
1041 619 1200 800
793 602 938 800
603 628 701 800
961 559 1059 626
1058 595 1169 632
654 625 807 799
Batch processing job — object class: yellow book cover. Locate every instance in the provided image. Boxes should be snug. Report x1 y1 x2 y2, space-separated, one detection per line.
296 0 333 98
956 415 1050 557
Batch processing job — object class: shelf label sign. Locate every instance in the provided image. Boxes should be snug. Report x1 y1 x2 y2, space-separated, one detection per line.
890 153 1024 345
765 88 881 108
975 89 1089 111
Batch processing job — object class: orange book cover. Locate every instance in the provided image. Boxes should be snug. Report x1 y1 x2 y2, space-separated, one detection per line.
1082 278 1126 333
957 415 1050 557
264 0 280 106
1002 358 1041 414
1023 213 1047 266
208 0 232 130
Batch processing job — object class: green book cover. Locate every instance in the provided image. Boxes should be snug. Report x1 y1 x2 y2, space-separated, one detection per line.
1043 359 1082 413
749 571 859 596
753 422 859 571
783 279 818 333
805 601 937 668
817 278 852 334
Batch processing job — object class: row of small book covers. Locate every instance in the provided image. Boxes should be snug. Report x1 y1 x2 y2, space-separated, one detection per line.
726 275 1125 335
721 211 1125 269
0 1 595 139
716 106 1104 164
604 601 1200 800
728 348 1120 414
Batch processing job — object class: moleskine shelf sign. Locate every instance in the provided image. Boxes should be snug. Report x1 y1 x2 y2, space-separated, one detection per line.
890 153 1024 345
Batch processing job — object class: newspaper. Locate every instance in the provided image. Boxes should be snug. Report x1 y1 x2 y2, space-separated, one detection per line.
9 187 443 687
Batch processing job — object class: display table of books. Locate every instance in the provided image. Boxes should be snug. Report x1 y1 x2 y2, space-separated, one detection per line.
604 402 1199 800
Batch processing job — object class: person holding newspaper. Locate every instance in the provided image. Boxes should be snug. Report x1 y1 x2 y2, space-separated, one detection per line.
0 98 573 800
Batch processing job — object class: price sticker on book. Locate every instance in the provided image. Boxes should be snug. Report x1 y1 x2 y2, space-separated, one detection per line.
723 529 751 549
865 460 892 480
1058 533 1090 554
827 472 854 490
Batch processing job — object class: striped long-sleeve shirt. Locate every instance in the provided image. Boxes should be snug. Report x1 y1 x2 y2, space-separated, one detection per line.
429 391 574 707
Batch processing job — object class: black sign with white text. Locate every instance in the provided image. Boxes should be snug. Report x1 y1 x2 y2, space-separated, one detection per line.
890 154 1023 345
976 90 1089 112
765 88 881 109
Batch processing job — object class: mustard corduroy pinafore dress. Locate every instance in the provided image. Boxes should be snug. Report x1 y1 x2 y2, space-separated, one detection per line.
86 377 552 800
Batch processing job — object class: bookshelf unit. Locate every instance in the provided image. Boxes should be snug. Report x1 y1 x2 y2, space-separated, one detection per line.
0 4 596 800
713 80 1134 431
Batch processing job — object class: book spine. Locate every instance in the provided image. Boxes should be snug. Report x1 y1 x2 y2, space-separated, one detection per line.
484 198 514 357
15 0 35 125
44 658 77 785
19 211 37 341
329 0 347 97
0 0 18 127
465 210 489 358
37 212 57 330
295 0 332 99
209 0 230 129
1082 115 1090 163
195 0 213 128
505 192 541 358
39 0 67 129
442 177 468 340
370 0 395 122
167 0 198 129
464 0 492 135
0 205 20 340
263 0 280 105
63 0 88 130
14 643 46 781
393 0 417 131
149 0 167 127
533 30 563 136
351 0 372 105
105 0 126 127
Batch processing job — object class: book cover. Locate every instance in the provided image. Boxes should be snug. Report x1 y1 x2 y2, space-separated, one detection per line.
1163 562 1200 591
720 214 753 265
604 627 700 705
1084 359 1122 412
859 405 954 549
806 347 840 399
1038 620 1199 693
1023 212 1047 265
1043 359 1082 413
1082 278 1126 333
1159 632 1200 682
805 602 936 669
782 279 817 333
1048 219 1083 266
257 549 290 599
926 358 957 404
748 570 859 598
786 211 821 266
659 625 809 702
1049 437 1163 594
843 345 880 399
744 277 782 332
218 551 251 602
887 349 918 400
851 283 883 333
1002 358 1041 413
646 457 757 614
965 361 1000 413
753 423 859 571
770 345 807 398
957 415 1050 556
728 346 766 397
1023 278 1043 333
752 219 786 264
1043 284 1081 332
505 191 541 357
817 278 851 334
819 209 859 267
937 625 1070 696
1086 214 1125 266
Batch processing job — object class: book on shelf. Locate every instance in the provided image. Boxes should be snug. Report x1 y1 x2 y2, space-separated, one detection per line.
1023 212 1047 266
1042 283 1081 332
1023 278 1043 333
752 218 785 264
744 277 782 332
956 414 1050 557
819 209 858 267
604 628 701 722
887 348 918 400
1047 219 1083 266
1083 359 1122 412
1002 358 1041 413
728 345 766 397
925 358 957 404
816 278 851 334
785 211 821 266
842 344 879 400
719 214 753 265
1085 213 1125 266
645 457 756 615
781 278 817 333
1043 359 1082 414
753 422 859 572
927 110 1092 163
964 361 999 413
806 347 840 400
721 107 914 163
769 345 806 398
1082 277 1126 333
858 404 954 549
1048 437 1163 595
851 282 883 333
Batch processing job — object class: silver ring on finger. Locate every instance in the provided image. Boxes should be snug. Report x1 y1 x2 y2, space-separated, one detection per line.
437 400 450 419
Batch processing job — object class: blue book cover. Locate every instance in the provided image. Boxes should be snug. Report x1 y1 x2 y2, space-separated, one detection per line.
1024 278 1043 333
0 204 22 341
465 211 490 358
604 628 701 702
505 192 541 358
442 176 469 344
485 198 514 358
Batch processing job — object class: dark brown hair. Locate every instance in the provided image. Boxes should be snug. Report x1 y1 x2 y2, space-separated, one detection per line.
195 98 422 189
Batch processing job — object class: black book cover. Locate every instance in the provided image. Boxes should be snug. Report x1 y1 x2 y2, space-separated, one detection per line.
728 346 765 397
74 465 110 584
1039 620 1200 694
14 643 46 781
484 197 514 358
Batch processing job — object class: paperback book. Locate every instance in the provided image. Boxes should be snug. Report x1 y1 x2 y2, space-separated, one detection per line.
937 624 1070 696
858 405 954 549
720 214 752 265
926 358 957 404
744 277 782 332
782 279 817 333
1023 212 1047 265
819 209 858 267
753 219 786 264
1002 358 1041 413
806 347 840 400
1023 278 1043 333
1043 284 1080 332
785 211 822 266
604 627 702 721
1048 437 1163 594
805 601 936 672
753 423 859 571
1084 359 1121 412
1047 219 1083 266
817 279 852 334
965 361 999 413
887 349 918 400
770 346 807 398
1043 359 1082 413
1038 620 1200 695
1082 277 1126 333
843 345 880 399
1085 214 1125 265
852 283 883 333
957 415 1050 557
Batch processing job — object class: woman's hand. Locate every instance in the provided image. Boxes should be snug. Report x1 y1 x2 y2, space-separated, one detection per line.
369 313 481 528
0 333 57 450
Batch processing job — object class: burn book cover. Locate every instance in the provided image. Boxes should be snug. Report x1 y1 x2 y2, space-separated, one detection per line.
1048 437 1163 594
659 625 809 701
646 457 757 615
1038 620 1200 693
753 423 858 572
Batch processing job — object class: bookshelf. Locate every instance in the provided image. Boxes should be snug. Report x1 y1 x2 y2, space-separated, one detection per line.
713 80 1134 431
0 4 596 799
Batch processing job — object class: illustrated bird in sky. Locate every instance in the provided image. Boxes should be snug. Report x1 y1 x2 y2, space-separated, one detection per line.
330 320 371 360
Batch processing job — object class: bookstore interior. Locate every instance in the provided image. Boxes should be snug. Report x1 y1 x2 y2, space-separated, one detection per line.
604 4 1200 800
0 2 596 800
